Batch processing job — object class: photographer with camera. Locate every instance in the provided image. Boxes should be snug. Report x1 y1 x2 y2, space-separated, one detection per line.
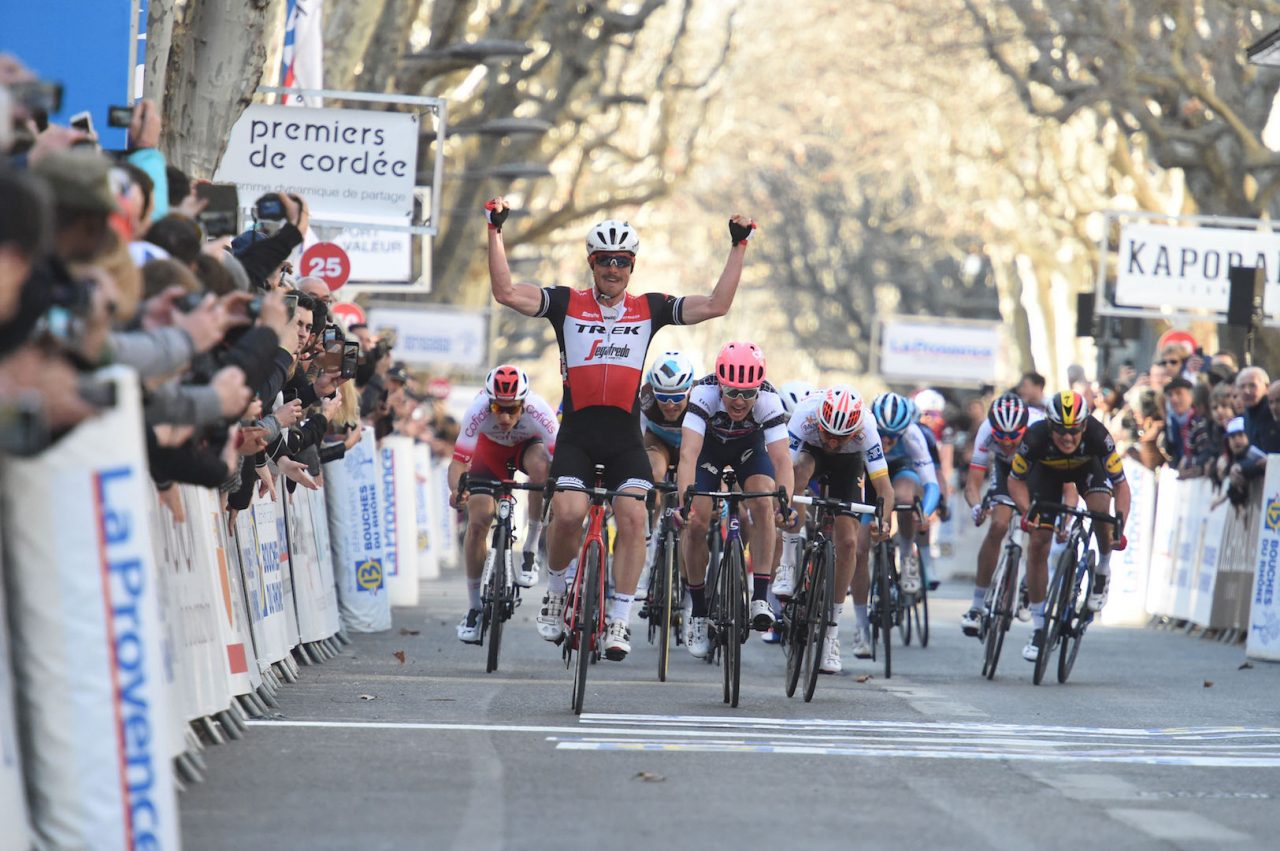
232 192 310 291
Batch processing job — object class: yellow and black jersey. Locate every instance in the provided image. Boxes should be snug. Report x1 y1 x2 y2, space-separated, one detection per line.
1009 418 1125 482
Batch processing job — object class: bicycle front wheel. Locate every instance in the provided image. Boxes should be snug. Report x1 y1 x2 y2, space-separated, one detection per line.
803 541 833 703
719 544 745 707
983 546 1018 680
877 542 894 679
485 541 508 674
1034 547 1072 686
657 532 675 683
572 541 602 715
1058 551 1094 683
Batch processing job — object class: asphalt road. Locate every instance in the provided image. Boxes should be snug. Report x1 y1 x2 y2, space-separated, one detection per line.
181 574 1280 850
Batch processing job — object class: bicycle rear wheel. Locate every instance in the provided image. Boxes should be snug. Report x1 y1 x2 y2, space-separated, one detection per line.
572 542 601 715
1058 551 1094 683
917 582 930 648
877 542 894 679
657 533 675 683
485 541 507 674
802 541 833 703
1034 547 1073 686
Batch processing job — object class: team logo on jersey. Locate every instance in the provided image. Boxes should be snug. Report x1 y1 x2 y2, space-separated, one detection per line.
587 340 632 360
866 443 884 463
1266 496 1280 532
1106 452 1124 477
1011 454 1029 476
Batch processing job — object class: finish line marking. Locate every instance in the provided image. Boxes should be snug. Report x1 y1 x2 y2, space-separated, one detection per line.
246 716 1280 767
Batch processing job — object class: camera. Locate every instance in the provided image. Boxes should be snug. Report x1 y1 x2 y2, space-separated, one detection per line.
283 293 299 319
196 183 241 238
342 341 360 379
255 193 286 223
8 80 63 116
107 105 133 128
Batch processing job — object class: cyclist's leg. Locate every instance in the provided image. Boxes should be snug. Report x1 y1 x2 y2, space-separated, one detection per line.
517 440 551 584
893 468 924 591
1080 462 1115 609
540 438 593 641
1021 467 1062 659
735 434 777 601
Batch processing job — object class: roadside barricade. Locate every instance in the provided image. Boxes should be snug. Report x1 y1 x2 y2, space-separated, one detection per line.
1101 459 1157 626
1246 458 1280 660
324 427 392 632
382 436 421 607
0 530 31 849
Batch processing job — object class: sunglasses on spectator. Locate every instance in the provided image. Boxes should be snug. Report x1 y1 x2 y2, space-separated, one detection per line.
722 387 758 400
654 391 687 404
993 428 1024 443
593 254 633 269
490 402 524 415
1159 358 1183 367
1050 422 1086 436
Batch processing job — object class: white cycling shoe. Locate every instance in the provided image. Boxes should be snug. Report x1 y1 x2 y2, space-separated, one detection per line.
456 609 483 645
516 552 539 588
1022 628 1043 662
820 633 842 674
772 561 796 599
685 616 711 658
536 592 566 642
900 553 922 595
1087 574 1109 612
750 599 775 631
603 618 631 661
850 628 872 660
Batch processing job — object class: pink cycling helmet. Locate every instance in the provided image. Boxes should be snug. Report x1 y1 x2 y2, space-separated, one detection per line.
715 341 766 388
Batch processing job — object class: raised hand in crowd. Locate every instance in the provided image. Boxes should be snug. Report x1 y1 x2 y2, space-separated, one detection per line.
279 192 310 234
273 397 304 428
127 99 162 150
321 392 343 423
211 365 251 418
22 120 90 166
236 425 269 456
153 424 196 447
0 345 98 430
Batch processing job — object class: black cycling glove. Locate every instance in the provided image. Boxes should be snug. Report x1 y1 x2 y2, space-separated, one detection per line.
485 200 509 232
729 219 756 246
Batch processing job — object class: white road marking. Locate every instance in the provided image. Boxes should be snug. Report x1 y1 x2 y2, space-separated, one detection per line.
878 681 989 718
1106 809 1249 842
246 715 1280 768
1029 771 1142 801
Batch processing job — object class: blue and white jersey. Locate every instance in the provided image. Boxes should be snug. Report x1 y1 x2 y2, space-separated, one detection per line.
884 422 939 489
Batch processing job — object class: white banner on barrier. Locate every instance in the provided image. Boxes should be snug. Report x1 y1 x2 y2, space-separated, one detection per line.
1101 459 1156 626
382 437 421 606
234 495 290 668
0 534 32 848
414 444 440 580
1169 477 1201 623
285 486 338 643
324 428 392 632
273 487 302 649
303 486 342 636
1 367 179 850
1246 457 1280 660
1191 491 1231 627
1144 466 1182 618
192 487 258 695
433 454 460 570
147 492 194 764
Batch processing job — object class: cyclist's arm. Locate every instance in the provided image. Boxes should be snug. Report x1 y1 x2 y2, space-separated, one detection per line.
1112 475 1131 530
676 426 704 501
488 228 544 316
447 458 467 497
677 242 748 324
765 437 794 500
964 464 986 508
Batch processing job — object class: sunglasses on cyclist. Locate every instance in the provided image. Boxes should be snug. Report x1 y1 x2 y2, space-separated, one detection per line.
654 391 687 404
1050 422 1086 436
818 427 851 443
490 402 524 415
593 254 633 269
722 386 758 401
993 428 1024 443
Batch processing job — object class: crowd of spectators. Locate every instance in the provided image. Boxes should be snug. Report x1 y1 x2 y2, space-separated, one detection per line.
0 54 452 521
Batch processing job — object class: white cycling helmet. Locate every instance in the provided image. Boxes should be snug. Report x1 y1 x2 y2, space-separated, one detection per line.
648 351 696 393
484 364 530 403
914 388 945 414
586 219 639 255
778 380 816 416
818 385 865 437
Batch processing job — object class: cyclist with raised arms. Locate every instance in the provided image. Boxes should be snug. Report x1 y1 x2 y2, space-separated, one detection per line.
676 342 796 658
960 392 1041 636
636 350 696 598
448 365 558 643
777 386 894 672
485 196 755 661
871 392 941 594
1008 391 1130 663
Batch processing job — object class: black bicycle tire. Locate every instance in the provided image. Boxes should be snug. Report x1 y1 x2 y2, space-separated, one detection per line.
725 543 744 707
803 540 833 702
657 532 675 683
783 547 809 697
918 581 930 648
705 523 723 667
572 541 601 715
1058 550 1093 683
1034 545 1072 685
485 536 507 674
898 541 913 647
878 542 894 679
983 545 1016 680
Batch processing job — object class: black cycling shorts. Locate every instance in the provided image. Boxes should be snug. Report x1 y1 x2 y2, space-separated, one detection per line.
796 444 864 510
1027 457 1112 527
551 407 653 492
694 432 774 491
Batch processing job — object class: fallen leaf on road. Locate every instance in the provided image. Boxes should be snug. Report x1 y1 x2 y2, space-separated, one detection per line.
399 628 421 636
1239 661 1254 670
1203 680 1214 688
633 771 665 783
856 674 873 683
393 650 406 665
358 694 377 701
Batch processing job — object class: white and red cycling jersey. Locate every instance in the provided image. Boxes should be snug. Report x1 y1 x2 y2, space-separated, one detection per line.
969 407 1046 471
534 286 686 418
452 390 559 465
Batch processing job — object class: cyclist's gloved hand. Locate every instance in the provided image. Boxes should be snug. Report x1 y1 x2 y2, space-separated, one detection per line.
729 217 756 246
1112 533 1128 552
1019 515 1037 533
484 199 509 232
971 504 985 526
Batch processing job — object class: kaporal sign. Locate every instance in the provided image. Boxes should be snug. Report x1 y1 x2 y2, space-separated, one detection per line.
1115 221 1280 315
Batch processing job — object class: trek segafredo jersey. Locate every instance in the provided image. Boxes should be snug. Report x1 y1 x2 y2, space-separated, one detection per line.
535 286 686 418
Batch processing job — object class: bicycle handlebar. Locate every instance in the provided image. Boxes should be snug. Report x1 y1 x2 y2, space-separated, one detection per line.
791 493 877 516
1028 501 1120 526
458 473 547 495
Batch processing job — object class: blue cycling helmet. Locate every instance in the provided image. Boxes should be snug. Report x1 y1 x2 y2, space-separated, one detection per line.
871 392 914 436
648 351 696 393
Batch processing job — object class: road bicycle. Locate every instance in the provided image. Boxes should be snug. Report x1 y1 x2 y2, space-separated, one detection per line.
1028 501 1121 686
684 470 788 708
643 478 684 683
546 465 647 715
977 496 1025 681
784 487 876 701
894 499 929 649
457 465 544 674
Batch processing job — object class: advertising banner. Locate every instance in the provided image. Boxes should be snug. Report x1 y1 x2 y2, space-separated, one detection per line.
1144 467 1182 618
284 484 340 643
1115 221 1280 315
233 495 290 668
1101 459 1156 626
1191 487 1231 628
1169 477 1202 622
367 307 487 368
216 104 419 221
302 485 342 636
1 367 179 850
189 487 258 695
0 540 32 849
414 444 441 580
382 437 421 606
878 317 1000 385
272 490 302 648
324 428 392 632
1246 457 1280 660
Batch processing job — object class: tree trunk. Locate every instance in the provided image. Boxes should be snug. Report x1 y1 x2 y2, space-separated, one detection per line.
322 0 389 92
149 0 286 178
